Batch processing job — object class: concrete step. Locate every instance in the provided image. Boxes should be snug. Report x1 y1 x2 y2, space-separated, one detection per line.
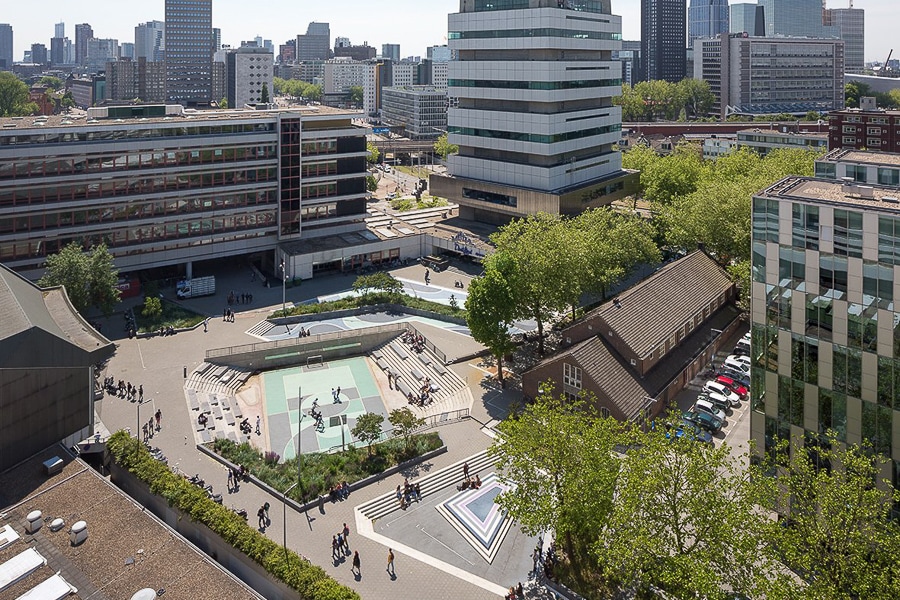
246 320 275 338
357 449 497 522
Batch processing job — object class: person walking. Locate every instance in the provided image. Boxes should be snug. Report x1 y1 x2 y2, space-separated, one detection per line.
463 461 470 479
332 536 340 561
255 415 261 436
155 409 162 431
227 467 234 492
257 506 266 529
342 522 350 552
386 548 395 576
351 550 361 576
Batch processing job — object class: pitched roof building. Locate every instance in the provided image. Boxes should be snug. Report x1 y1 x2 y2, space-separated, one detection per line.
522 251 740 422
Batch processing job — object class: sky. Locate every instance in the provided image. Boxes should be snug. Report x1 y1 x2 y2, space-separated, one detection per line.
3 0 895 65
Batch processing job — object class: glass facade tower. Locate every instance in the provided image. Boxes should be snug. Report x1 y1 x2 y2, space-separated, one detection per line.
688 0 729 48
641 0 687 83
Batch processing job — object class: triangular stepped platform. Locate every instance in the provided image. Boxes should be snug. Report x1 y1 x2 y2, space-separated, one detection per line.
356 449 496 522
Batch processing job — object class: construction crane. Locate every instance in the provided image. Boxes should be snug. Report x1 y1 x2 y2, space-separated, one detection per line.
881 49 894 77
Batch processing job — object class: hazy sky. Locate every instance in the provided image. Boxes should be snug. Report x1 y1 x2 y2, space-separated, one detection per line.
4 0 894 65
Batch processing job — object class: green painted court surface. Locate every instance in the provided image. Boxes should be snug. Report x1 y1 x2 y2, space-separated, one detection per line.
262 357 387 460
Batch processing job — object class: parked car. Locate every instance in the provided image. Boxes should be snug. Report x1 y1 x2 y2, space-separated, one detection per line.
683 410 723 433
717 367 750 388
715 375 748 399
703 381 742 406
732 339 751 356
727 354 751 367
695 398 727 422
673 419 714 444
724 356 751 374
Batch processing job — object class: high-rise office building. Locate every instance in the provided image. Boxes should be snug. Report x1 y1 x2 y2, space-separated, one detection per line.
213 28 221 53
757 0 837 38
730 3 765 36
614 40 643 86
382 44 400 63
825 7 865 74
50 37 66 66
642 0 687 82
75 23 93 66
31 44 48 66
86 38 118 73
296 22 330 62
688 0 729 48
430 0 632 223
225 45 274 109
750 151 900 493
54 23 65 40
165 0 213 105
135 21 165 62
0 24 11 70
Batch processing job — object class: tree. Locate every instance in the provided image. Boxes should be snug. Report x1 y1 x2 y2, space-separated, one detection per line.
142 296 163 318
351 412 384 455
39 76 63 91
388 407 424 452
595 418 776 598
366 174 378 192
366 141 380 164
38 242 121 316
348 85 364 106
676 78 715 119
465 258 518 385
490 387 621 566
433 133 458 159
759 434 900 599
260 82 270 104
219 97 229 109
0 72 34 117
639 142 707 204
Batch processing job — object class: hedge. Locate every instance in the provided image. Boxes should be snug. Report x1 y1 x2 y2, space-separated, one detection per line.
107 431 360 600
270 291 465 319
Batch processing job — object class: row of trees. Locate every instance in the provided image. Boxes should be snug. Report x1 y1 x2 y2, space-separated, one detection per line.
465 209 659 381
615 78 716 121
0 72 38 117
493 390 900 599
622 144 819 294
845 81 900 110
272 77 323 102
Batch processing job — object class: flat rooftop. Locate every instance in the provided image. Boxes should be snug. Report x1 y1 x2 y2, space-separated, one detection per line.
821 148 900 167
0 105 360 130
761 176 900 211
738 128 828 138
0 447 261 600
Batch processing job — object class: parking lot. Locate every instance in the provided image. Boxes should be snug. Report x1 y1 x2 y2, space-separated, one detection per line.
672 326 752 456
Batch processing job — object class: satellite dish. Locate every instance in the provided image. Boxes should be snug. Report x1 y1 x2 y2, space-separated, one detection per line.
130 589 157 600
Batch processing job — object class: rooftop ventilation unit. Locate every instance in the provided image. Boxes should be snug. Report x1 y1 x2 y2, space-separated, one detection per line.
24 510 42 534
69 520 87 546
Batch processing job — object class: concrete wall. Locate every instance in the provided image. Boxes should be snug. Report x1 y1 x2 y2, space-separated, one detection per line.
108 460 300 600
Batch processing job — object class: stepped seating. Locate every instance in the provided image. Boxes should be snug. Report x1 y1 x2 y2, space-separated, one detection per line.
186 362 251 395
246 320 276 338
356 450 496 522
372 337 468 411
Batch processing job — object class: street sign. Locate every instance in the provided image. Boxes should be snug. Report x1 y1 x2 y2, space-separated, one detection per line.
372 127 390 134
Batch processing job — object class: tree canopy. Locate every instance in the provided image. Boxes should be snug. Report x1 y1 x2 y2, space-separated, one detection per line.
464 255 518 384
616 78 715 121
351 412 384 455
0 72 36 117
348 85 364 106
38 241 121 316
272 77 322 102
433 133 458 159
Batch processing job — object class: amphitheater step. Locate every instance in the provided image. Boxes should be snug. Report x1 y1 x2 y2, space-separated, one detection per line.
246 320 276 338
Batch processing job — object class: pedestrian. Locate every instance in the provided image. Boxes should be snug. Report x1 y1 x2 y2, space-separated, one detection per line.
223 308 227 321
142 423 148 442
148 418 154 438
532 547 541 575
255 415 261 435
342 522 350 552
352 550 361 576
332 536 339 561
203 318 208 332
263 501 270 524
257 506 266 529
386 548 395 576
463 461 469 479
155 409 161 431
227 467 234 491
336 532 344 556
138 384 143 401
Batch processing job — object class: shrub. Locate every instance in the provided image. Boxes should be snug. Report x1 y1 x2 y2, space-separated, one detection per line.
263 450 281 465
108 431 360 600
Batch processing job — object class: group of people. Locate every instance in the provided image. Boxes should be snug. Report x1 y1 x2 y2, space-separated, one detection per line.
124 309 137 339
298 327 312 337
105 377 142 402
531 538 559 583
330 386 342 403
457 461 482 491
141 410 162 442
504 582 525 600
239 416 261 436
222 307 236 322
396 477 422 509
226 464 248 491
328 481 350 503
331 522 351 561
228 291 253 305
402 330 428 355
156 325 176 336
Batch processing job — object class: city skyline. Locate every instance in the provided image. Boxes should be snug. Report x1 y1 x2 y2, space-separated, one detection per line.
2 0 895 67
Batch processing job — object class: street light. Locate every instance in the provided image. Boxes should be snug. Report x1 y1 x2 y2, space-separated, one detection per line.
280 258 286 315
136 397 148 441
283 481 298 557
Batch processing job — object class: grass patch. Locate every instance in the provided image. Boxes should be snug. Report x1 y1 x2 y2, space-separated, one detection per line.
211 432 443 502
107 431 359 600
390 195 448 212
135 299 206 333
269 291 465 319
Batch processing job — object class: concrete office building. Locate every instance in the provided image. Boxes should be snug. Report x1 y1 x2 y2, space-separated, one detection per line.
74 23 93 66
391 62 417 87
0 105 369 280
30 44 48 67
226 45 274 109
613 40 642 86
55 22 65 40
427 45 452 63
334 44 376 61
382 44 400 63
750 162 900 488
381 86 447 139
296 22 331 62
642 0 687 83
824 7 865 74
165 0 213 105
730 3 765 36
694 34 844 118
815 148 900 186
85 38 118 73
135 20 165 62
431 0 633 223
50 37 66 66
688 0 729 48
105 57 167 103
758 0 837 38
323 58 379 115
736 128 829 157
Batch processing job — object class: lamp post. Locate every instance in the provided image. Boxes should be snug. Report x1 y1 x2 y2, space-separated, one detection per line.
136 398 146 441
280 257 286 315
282 481 298 557
297 386 304 502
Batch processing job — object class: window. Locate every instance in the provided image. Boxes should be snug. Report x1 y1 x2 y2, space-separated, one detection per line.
868 138 883 148
833 209 863 258
777 375 804 428
563 363 582 390
752 197 779 244
842 136 856 145
818 389 847 440
844 165 867 182
878 168 900 186
862 400 892 455
792 203 819 250
867 127 882 135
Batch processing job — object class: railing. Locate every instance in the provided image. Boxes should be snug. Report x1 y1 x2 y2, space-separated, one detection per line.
324 408 471 453
205 322 410 359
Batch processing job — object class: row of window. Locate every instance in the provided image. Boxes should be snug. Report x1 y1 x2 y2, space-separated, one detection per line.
448 123 619 144
449 28 620 41
448 78 621 91
473 0 608 13
0 168 277 207
0 122 274 146
0 211 276 262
